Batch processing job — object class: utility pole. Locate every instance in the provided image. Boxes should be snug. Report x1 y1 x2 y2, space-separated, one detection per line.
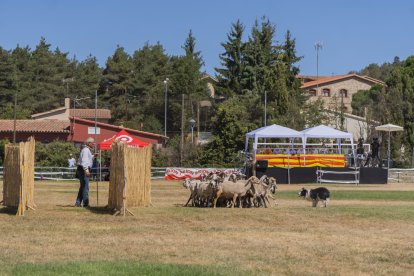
181 94 185 166
197 101 200 145
124 87 128 123
164 78 169 137
72 96 90 141
13 90 17 144
264 90 267 126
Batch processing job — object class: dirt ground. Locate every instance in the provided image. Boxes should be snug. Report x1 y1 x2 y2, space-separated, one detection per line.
1 179 414 275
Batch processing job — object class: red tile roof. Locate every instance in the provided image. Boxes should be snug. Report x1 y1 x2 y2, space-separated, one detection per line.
71 117 168 139
31 107 67 118
301 74 384 89
70 109 111 119
0 120 70 133
31 107 111 119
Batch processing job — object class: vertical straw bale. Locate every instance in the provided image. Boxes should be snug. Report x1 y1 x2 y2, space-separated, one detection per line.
107 141 152 213
23 137 35 208
2 137 36 214
3 145 21 207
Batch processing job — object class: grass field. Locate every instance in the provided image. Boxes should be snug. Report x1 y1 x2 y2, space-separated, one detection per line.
1 179 414 275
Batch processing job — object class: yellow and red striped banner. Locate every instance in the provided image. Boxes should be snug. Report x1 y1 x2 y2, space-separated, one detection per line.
256 154 345 168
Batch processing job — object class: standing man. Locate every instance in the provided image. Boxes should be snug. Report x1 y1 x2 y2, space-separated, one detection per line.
75 137 95 207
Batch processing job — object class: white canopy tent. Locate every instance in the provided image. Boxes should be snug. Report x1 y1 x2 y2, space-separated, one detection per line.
245 124 304 152
301 124 354 149
301 125 355 167
375 123 404 181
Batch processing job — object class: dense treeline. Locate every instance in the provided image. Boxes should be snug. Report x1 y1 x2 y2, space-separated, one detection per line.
1 18 413 167
351 57 414 166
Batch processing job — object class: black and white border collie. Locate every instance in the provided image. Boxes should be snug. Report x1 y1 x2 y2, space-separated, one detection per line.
298 187 330 207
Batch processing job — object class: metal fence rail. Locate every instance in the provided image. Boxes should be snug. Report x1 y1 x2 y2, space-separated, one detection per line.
0 166 167 181
388 168 414 183
1 166 411 183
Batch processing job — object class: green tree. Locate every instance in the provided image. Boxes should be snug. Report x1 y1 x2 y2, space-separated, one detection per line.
35 141 79 167
215 20 245 96
28 38 71 113
168 31 208 133
129 43 170 133
198 97 253 166
102 46 134 125
72 55 102 100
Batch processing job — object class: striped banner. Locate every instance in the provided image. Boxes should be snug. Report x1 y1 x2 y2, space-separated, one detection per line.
256 154 345 168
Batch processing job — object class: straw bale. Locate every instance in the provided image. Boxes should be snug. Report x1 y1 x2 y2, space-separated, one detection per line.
108 141 152 212
2 137 36 213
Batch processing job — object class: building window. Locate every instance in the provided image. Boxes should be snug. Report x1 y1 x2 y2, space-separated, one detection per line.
322 88 330 97
308 89 317 96
339 89 348 98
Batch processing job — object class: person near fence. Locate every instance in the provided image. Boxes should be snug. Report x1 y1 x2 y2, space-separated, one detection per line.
364 137 381 167
92 153 100 180
68 154 76 168
356 138 365 167
75 137 95 207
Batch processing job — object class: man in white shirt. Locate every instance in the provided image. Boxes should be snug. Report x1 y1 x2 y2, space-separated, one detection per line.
68 154 76 168
75 137 94 207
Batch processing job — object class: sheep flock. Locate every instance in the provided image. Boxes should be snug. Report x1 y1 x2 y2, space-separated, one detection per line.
182 172 277 208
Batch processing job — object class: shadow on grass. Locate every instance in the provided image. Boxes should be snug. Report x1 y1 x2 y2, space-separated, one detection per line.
0 206 18 215
87 206 114 215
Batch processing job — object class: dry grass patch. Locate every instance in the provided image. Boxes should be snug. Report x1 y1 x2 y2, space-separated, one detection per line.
0 180 414 275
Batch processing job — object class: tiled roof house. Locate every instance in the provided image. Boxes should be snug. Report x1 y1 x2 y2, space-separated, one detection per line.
300 74 384 113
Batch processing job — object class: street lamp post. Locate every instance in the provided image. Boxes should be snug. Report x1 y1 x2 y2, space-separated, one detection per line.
72 96 90 141
189 118 196 144
62 78 74 97
315 42 323 94
164 78 169 137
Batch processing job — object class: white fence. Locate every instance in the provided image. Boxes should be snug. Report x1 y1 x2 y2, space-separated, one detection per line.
0 166 167 181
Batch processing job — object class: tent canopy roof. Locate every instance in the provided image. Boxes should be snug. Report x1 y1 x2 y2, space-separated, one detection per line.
301 124 353 139
98 129 149 150
246 124 303 139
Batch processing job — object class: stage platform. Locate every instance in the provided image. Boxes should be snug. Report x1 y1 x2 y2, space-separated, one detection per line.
252 167 388 184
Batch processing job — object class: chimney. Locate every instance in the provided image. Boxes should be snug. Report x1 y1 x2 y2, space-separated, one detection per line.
64 98 70 108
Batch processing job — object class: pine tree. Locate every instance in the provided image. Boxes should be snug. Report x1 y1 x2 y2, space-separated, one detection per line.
130 43 170 133
102 46 134 125
215 20 245 96
0 47 15 104
28 38 71 113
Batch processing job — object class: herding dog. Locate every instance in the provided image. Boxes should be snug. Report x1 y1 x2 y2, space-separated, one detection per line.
298 187 330 207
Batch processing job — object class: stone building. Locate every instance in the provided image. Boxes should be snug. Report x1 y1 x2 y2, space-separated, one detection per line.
300 74 384 113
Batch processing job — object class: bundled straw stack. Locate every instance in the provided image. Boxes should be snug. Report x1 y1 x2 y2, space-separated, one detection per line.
108 141 152 214
2 137 36 216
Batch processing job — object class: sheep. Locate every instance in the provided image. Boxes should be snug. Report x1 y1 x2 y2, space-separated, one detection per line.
199 173 208 182
195 182 215 207
182 178 200 207
211 176 256 208
248 175 278 207
227 172 247 183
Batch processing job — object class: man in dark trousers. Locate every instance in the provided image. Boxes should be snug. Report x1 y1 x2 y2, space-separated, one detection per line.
365 137 381 167
75 137 94 207
356 138 365 167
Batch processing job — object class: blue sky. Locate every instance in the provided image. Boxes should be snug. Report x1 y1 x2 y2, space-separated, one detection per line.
1 0 413 77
